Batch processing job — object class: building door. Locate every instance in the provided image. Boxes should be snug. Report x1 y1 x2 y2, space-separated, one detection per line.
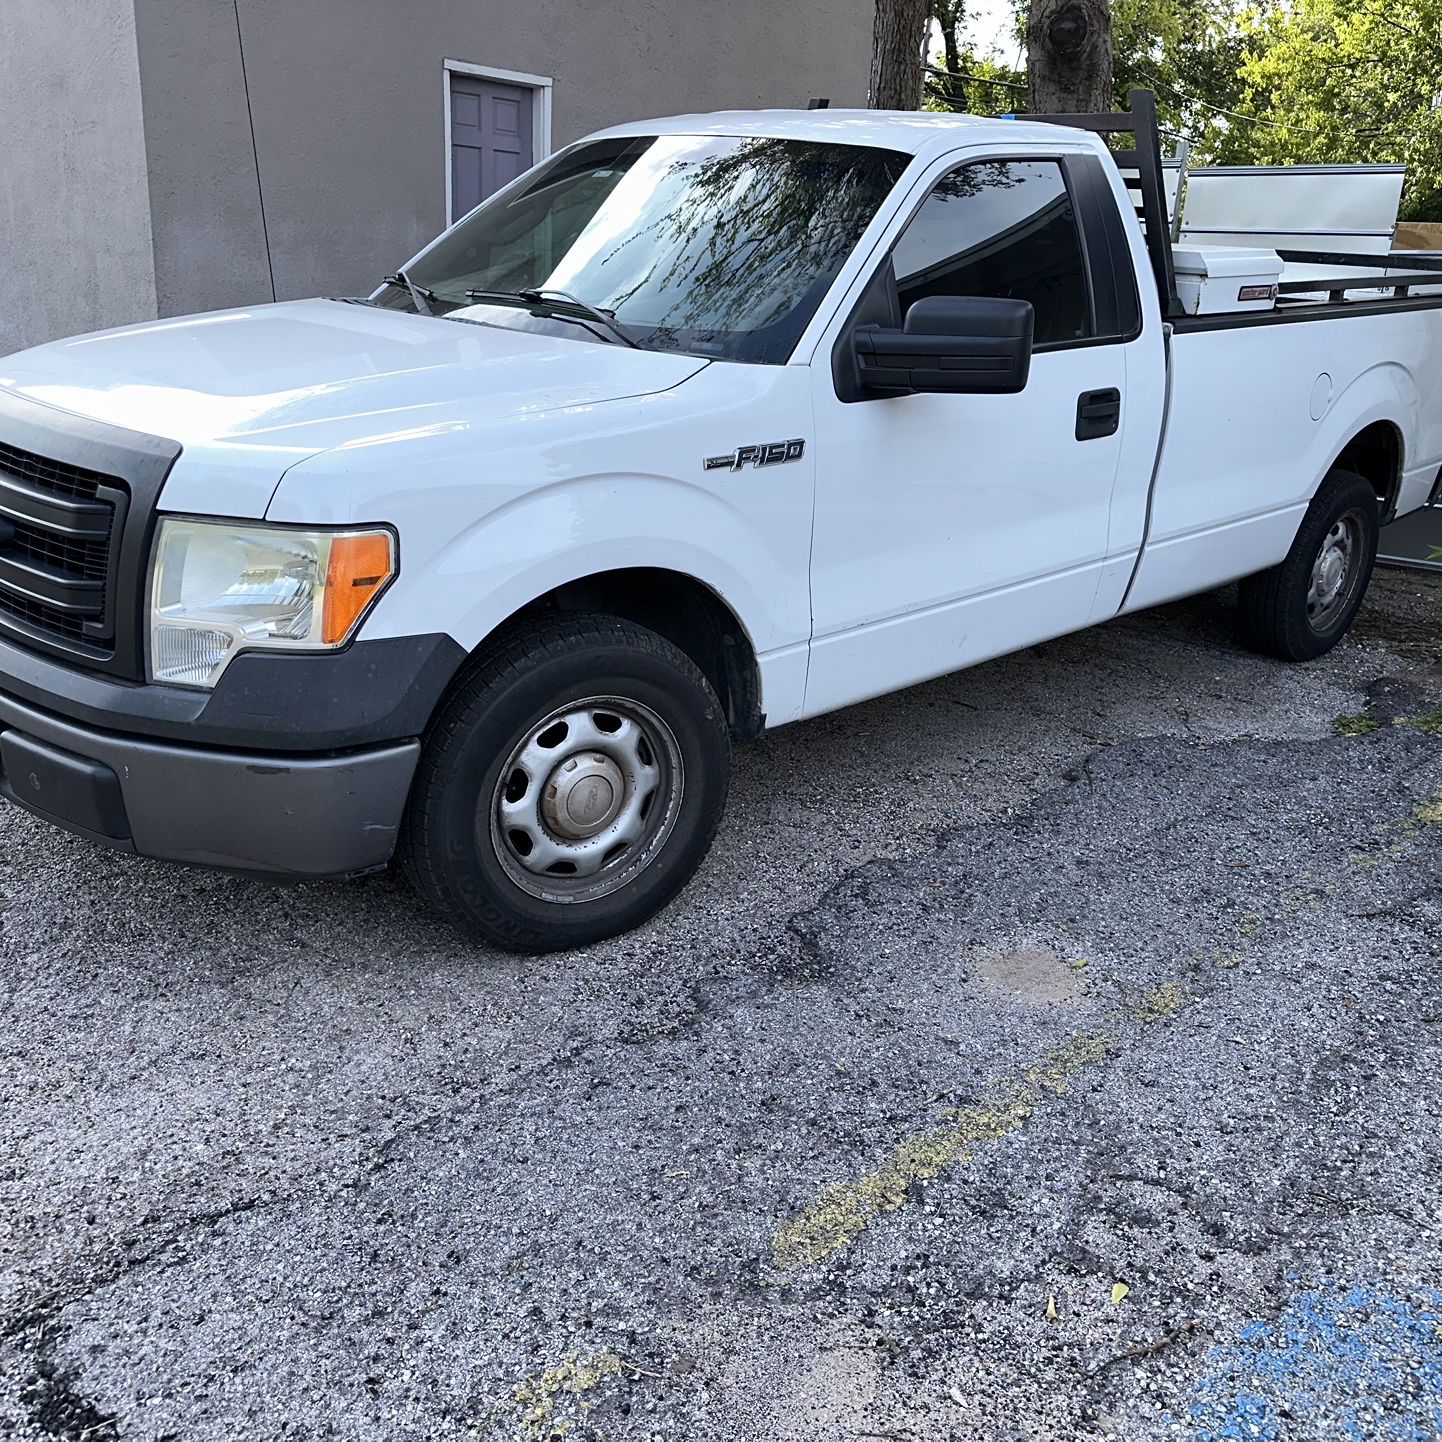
450 75 533 219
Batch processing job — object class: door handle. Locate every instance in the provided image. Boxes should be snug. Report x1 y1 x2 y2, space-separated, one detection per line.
1075 388 1121 441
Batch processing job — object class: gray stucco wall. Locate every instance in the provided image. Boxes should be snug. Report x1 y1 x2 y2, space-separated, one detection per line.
4 0 872 348
132 0 275 322
146 0 874 313
0 0 157 357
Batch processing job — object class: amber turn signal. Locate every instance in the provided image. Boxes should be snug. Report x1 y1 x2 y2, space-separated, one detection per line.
322 532 395 644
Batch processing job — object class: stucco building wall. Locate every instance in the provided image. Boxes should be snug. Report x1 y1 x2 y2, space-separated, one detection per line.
3 0 871 355
0 0 158 357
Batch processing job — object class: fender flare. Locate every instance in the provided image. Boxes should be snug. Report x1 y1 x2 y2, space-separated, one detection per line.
1304 362 1413 506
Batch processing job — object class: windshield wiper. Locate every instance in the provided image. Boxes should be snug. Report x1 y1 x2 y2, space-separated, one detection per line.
465 287 640 349
380 270 436 316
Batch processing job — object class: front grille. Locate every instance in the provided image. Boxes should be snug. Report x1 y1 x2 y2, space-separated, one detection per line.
10 525 111 581
0 439 123 650
0 389 179 678
0 590 92 642
0 441 106 501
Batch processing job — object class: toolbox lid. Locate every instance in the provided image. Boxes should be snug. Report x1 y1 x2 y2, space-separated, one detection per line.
1171 244 1285 281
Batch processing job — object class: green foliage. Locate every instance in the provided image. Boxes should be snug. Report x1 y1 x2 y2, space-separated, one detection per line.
1400 708 1442 735
922 0 1442 218
1112 0 1257 156
923 52 1027 116
924 0 1255 137
1229 0 1442 220
923 0 1025 116
1335 709 1442 737
1333 712 1383 735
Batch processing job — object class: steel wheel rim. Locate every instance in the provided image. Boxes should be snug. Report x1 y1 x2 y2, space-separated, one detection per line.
488 695 684 904
1306 510 1365 634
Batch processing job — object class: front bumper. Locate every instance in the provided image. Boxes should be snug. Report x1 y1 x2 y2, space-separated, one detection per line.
0 390 460 875
0 686 420 878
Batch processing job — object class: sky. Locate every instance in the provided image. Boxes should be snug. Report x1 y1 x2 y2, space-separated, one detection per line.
949 0 1023 64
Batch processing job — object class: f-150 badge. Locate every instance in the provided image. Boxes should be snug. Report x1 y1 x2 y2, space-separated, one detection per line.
705 438 806 472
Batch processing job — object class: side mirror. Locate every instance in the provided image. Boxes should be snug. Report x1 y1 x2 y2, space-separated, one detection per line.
850 295 1034 399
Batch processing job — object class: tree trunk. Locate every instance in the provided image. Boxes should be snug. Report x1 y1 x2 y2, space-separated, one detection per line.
940 16 964 110
870 0 929 110
1027 0 1113 113
925 0 966 111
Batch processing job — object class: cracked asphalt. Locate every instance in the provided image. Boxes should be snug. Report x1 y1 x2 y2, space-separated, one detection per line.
2 569 1442 1442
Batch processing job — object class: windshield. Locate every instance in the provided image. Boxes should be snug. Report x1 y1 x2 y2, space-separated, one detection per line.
375 134 910 364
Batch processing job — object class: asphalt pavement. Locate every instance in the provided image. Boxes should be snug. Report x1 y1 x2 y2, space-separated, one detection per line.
2 569 1441 1442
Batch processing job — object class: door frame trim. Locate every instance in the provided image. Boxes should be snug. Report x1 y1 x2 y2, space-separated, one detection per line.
443 59 553 224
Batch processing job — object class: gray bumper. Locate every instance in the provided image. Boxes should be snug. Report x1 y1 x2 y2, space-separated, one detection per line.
0 688 419 878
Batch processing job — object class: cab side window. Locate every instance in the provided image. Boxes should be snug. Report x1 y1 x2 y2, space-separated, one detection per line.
891 160 1093 347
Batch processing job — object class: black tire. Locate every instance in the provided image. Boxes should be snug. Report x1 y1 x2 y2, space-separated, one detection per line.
400 613 730 952
1237 467 1380 661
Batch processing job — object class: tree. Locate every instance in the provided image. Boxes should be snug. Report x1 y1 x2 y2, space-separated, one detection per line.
870 0 930 108
928 0 968 110
923 1 1029 117
1027 0 1113 112
1227 0 1442 219
1110 0 1255 154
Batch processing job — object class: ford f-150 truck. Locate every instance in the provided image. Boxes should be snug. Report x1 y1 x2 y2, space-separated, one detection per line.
2 94 1441 951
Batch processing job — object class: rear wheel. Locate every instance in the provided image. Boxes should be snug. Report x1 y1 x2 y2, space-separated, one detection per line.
1237 468 1380 661
401 614 730 952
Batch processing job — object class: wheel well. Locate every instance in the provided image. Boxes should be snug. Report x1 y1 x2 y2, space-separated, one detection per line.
504 568 764 739
1333 421 1402 519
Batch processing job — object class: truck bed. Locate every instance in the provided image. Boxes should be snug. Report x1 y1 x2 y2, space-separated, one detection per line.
1125 291 1442 613
1174 249 1442 329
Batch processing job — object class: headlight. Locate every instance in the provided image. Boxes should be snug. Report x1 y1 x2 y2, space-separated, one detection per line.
148 518 396 689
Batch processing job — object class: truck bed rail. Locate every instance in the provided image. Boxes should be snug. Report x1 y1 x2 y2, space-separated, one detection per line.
1021 95 1442 323
1276 249 1442 304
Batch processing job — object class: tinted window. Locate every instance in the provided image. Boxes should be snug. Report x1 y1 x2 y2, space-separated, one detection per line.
382 135 909 365
891 160 1093 346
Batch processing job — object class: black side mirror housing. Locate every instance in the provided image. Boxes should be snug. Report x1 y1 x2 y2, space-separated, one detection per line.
847 295 1035 400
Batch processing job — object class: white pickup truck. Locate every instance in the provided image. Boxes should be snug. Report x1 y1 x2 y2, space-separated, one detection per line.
2 95 1440 950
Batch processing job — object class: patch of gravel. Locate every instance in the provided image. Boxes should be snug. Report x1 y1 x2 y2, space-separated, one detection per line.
0 570 1439 1441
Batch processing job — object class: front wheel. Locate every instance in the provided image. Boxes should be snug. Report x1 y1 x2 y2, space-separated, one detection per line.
401 614 730 952
1237 468 1380 661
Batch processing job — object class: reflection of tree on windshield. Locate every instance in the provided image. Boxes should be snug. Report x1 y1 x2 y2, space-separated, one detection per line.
394 135 909 365
594 139 907 354
894 161 1085 344
931 161 1024 203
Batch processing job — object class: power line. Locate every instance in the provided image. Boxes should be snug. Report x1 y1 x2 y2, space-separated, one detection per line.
922 55 1309 128
1135 73 1328 134
1135 71 1398 142
923 61 1336 132
921 60 1419 149
922 63 1026 92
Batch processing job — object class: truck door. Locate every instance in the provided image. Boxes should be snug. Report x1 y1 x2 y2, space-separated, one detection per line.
804 151 1147 717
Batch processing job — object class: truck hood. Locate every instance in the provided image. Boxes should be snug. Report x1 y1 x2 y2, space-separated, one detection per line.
0 299 709 518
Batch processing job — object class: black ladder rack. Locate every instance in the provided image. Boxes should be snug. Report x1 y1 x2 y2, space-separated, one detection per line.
1017 89 1184 319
